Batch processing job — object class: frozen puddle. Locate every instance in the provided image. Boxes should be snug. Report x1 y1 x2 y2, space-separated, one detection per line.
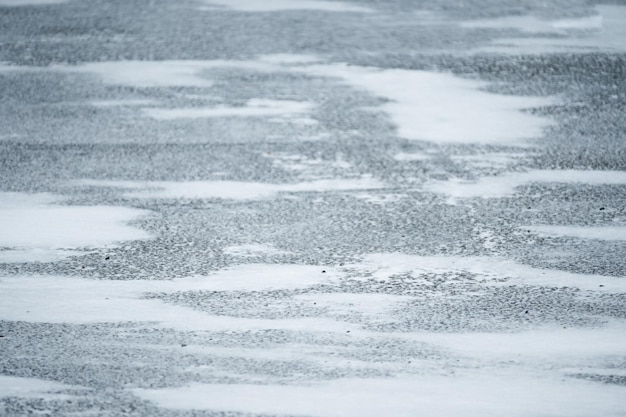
0 375 85 400
73 177 384 200
143 99 315 121
0 192 151 263
198 0 372 13
525 226 626 241
471 5 626 54
133 372 626 417
425 169 626 199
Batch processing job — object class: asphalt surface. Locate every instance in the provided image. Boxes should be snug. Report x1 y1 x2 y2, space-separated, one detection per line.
1 0 625 416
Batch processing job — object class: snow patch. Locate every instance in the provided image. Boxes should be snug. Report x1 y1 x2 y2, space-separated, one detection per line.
0 375 84 400
133 372 626 417
0 0 66 5
0 192 151 263
393 152 433 162
349 253 626 292
425 170 626 199
294 64 554 144
0 265 345 330
473 6 626 54
90 99 158 107
57 61 218 87
350 192 406 204
72 177 384 200
525 226 626 241
411 322 626 361
461 14 603 34
7 57 555 146
199 0 372 13
143 99 314 120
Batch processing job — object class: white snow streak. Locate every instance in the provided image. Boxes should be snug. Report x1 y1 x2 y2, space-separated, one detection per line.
133 373 626 417
72 177 384 200
294 64 555 144
143 99 314 120
0 376 84 400
199 0 372 13
425 170 626 199
0 192 151 263
473 6 626 54
525 226 626 241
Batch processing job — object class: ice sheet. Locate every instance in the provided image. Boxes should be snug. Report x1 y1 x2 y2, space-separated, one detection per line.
0 375 83 399
143 99 314 120
295 64 555 144
199 0 372 13
525 226 626 241
72 177 384 200
133 372 626 417
473 5 626 54
0 192 151 262
425 169 626 198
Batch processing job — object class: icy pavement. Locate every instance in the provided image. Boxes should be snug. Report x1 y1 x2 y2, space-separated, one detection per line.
1 0 625 416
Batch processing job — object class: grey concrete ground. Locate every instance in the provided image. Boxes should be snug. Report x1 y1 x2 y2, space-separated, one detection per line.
0 0 625 416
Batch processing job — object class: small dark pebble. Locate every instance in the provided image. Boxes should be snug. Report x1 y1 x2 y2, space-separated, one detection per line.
322 270 326 273
525 310 529 314
346 330 350 333
105 256 110 260
599 207 605 211
181 344 187 347
599 285 604 287
0 335 5 338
